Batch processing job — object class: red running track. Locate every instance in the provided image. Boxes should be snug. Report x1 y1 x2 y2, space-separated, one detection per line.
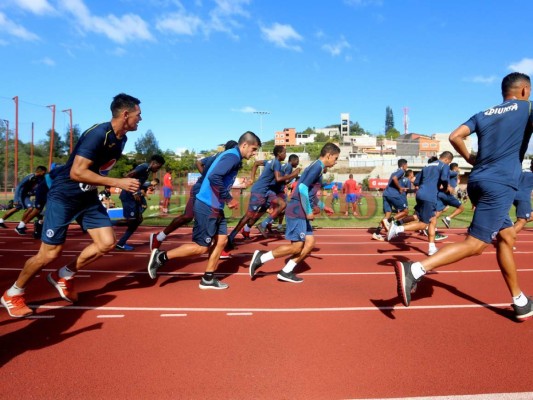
0 224 532 399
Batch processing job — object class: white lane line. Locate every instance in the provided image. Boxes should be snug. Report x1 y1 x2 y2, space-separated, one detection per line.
353 393 533 400
96 314 125 318
33 302 511 314
227 312 253 316
160 313 187 317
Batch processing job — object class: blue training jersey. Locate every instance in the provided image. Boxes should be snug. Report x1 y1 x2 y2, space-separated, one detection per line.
515 171 533 202
465 100 533 189
415 160 450 202
251 158 282 194
274 163 293 194
383 168 405 197
190 154 218 196
49 122 126 199
120 162 151 201
196 147 242 209
15 173 42 198
289 160 324 218
448 170 459 189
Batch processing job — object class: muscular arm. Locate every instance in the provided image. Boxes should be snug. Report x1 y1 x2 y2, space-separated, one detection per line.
450 125 475 165
250 160 264 182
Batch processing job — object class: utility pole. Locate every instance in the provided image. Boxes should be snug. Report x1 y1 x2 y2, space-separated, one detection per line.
47 104 56 169
62 108 73 153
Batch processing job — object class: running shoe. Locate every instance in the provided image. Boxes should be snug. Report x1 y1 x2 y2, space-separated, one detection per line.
434 233 448 241
0 222 7 228
387 224 400 241
257 224 269 239
47 271 78 303
250 250 266 278
372 233 385 241
381 218 391 231
428 247 438 256
394 261 420 307
276 224 284 232
219 250 231 259
199 277 228 290
14 226 27 235
149 232 162 251
147 249 165 279
421 229 429 237
512 297 533 321
277 270 303 283
1 291 33 318
240 229 251 240
115 243 135 251
33 220 43 239
442 217 451 229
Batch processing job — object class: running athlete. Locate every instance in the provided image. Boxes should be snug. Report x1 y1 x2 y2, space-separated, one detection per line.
147 132 261 290
1 93 142 318
394 72 533 321
115 154 165 251
440 163 465 228
513 159 533 235
248 143 340 283
273 154 300 231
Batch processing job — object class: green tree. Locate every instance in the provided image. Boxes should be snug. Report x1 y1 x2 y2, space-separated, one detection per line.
385 127 401 140
64 124 82 153
135 129 162 161
385 106 395 133
314 132 328 142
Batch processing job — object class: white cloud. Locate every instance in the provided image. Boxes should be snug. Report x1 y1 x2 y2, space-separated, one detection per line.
0 12 39 41
232 106 257 113
464 75 497 85
344 0 383 7
322 36 350 56
39 56 55 66
156 12 203 35
261 23 303 51
508 58 533 75
11 0 54 15
59 0 154 44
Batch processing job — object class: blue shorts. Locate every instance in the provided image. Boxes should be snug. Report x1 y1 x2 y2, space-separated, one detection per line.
346 194 356 204
514 199 532 220
248 190 277 213
383 194 408 213
42 194 111 245
436 192 462 211
122 198 143 220
34 185 49 210
163 187 172 199
414 198 436 225
467 180 515 243
284 216 312 242
192 200 227 247
13 195 33 210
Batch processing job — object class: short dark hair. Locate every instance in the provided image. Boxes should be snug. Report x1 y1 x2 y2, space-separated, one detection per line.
152 178 160 184
450 162 458 170
398 159 407 168
150 154 165 165
439 151 454 161
36 165 47 173
238 131 262 147
427 156 438 163
501 72 530 97
111 93 141 118
273 145 285 156
288 154 299 162
224 140 238 150
405 169 413 176
319 142 340 157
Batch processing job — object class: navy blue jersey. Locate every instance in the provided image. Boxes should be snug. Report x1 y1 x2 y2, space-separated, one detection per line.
515 171 533 202
383 168 405 197
290 160 324 217
465 100 533 189
49 122 126 198
449 170 459 189
196 147 242 209
120 162 151 202
399 176 412 196
252 158 282 194
273 163 294 194
415 160 450 201
15 173 42 198
190 154 218 196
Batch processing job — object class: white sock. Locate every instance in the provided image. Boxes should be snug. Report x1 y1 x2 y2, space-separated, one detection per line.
6 283 24 297
58 266 76 279
260 251 275 264
282 259 297 273
17 221 25 229
397 226 405 233
0 218 4 223
513 292 528 307
446 216 451 221
156 232 166 242
429 243 437 251
244 224 251 233
411 262 426 280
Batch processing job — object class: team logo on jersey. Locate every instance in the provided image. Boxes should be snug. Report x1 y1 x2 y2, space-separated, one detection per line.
527 213 531 219
99 159 117 176
491 231 498 241
299 232 306 240
46 229 55 238
205 237 212 244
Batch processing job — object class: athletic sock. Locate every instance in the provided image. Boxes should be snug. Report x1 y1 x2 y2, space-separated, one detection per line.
429 243 437 252
282 259 297 273
260 251 275 264
243 224 251 233
17 221 25 229
0 218 4 223
513 292 528 307
411 262 426 280
156 232 167 242
397 226 405 233
7 283 24 297
203 272 214 281
59 266 76 279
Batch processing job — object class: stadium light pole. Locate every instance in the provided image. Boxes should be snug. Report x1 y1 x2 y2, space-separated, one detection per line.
62 108 73 153
47 104 56 169
12 96 18 188
253 111 270 138
3 119 8 198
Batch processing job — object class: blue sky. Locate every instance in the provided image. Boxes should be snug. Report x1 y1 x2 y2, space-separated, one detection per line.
1 0 533 154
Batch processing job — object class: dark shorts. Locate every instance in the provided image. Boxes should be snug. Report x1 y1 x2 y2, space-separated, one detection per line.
13 195 33 210
467 180 515 243
42 193 111 245
436 192 462 211
514 199 532 220
383 194 408 213
346 193 356 204
122 198 143 220
34 185 49 210
247 190 277 213
285 216 313 242
414 198 436 225
192 200 227 247
163 187 172 199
